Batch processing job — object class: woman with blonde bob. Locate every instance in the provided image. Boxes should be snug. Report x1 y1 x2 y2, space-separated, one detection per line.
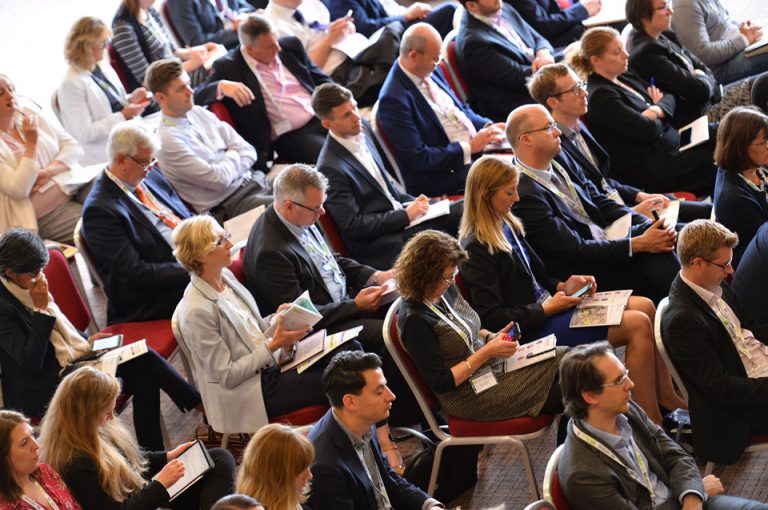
236 424 314 510
39 366 235 510
458 156 687 423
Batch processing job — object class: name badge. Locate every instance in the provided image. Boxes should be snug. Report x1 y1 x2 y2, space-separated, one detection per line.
469 367 498 394
273 119 293 137
606 188 625 205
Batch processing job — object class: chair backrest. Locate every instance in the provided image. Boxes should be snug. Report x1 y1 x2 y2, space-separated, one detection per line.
620 23 633 46
653 297 689 401
209 102 235 129
161 2 184 45
171 311 198 375
51 89 62 122
382 299 446 439
73 218 105 288
543 444 571 510
523 501 556 510
227 250 246 284
439 30 469 103
43 247 94 332
454 272 470 302
108 43 131 92
370 100 407 191
318 213 349 257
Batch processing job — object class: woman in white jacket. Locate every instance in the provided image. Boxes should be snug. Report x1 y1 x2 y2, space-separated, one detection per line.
57 17 150 165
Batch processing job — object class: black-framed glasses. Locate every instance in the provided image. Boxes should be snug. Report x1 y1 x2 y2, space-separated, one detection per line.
549 80 587 98
520 122 558 137
127 154 157 170
291 200 324 214
216 230 232 246
703 258 732 271
601 369 631 388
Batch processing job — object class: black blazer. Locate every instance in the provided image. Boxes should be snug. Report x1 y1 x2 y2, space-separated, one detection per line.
327 0 404 37
713 167 768 265
307 409 431 510
243 205 376 327
460 232 559 332
733 223 768 342
316 130 414 269
455 5 554 122
509 0 588 47
628 29 718 127
81 170 191 325
208 37 332 169
661 274 768 464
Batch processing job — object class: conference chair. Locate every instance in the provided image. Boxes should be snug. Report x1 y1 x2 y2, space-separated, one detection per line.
543 444 571 510
317 213 350 257
371 100 407 191
524 500 556 510
439 29 469 103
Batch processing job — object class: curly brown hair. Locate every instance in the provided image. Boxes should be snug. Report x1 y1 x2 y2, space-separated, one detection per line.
394 230 468 302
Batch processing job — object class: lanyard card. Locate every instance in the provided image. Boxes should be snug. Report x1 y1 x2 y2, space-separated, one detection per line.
469 367 498 394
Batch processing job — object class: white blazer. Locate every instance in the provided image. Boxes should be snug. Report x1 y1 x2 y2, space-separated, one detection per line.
174 269 276 433
57 63 127 165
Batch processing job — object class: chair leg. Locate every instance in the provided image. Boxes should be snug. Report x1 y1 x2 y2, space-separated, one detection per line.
427 441 447 495
516 440 541 501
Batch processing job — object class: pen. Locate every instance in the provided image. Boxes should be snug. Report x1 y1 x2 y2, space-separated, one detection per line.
526 347 556 359
346 9 352 17
650 77 655 87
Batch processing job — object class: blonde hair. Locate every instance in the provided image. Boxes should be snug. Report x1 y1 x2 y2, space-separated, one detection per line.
65 17 111 70
39 367 147 501
677 219 739 266
567 26 620 78
236 424 314 510
172 215 222 275
459 156 525 255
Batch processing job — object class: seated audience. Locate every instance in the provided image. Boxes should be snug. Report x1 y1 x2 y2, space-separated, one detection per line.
326 0 455 38
458 156 686 422
208 14 332 169
0 410 81 510
308 351 443 510
243 164 421 430
40 367 235 510
148 58 271 221
733 223 768 343
173 215 351 433
112 0 225 91
377 23 504 196
0 74 86 245
395 230 570 435
661 220 768 465
236 423 314 510
513 0 600 47
571 27 717 196
455 0 556 121
506 104 681 303
313 82 462 269
263 0 401 104
58 17 150 165
527 62 713 222
166 0 254 48
557 342 768 509
626 0 756 126
672 0 768 85
81 123 191 325
713 107 768 265
212 495 265 510
0 229 202 450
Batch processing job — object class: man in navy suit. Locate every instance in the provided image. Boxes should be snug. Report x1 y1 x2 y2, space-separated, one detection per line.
207 15 332 169
308 350 443 510
326 0 455 38
81 123 192 325
507 104 680 303
377 23 505 196
455 0 555 122
167 0 254 48
512 0 600 47
313 83 462 269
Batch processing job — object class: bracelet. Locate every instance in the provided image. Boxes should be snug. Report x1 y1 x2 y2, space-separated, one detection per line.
372 272 380 286
465 359 473 372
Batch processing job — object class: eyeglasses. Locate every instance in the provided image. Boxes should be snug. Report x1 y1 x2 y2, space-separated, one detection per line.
443 269 459 285
520 122 558 137
216 230 232 246
750 138 768 148
601 369 631 388
654 1 672 10
415 49 442 65
291 200 324 214
98 39 111 49
703 258 732 271
549 80 587 98
127 154 157 170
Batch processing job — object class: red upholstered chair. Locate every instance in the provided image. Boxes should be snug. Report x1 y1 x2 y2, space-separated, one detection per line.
209 102 236 128
227 250 246 284
439 30 469 104
162 2 184 44
370 100 407 191
543 444 571 510
382 298 557 501
454 273 470 303
108 44 131 92
318 213 349 257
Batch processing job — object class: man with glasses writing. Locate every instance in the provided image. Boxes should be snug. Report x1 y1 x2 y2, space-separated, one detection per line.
663 220 768 467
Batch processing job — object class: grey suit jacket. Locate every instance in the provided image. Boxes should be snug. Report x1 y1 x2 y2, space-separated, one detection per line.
174 269 276 433
558 401 704 510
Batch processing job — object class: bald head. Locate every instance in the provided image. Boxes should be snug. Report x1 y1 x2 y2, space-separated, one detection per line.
505 104 562 165
399 23 442 79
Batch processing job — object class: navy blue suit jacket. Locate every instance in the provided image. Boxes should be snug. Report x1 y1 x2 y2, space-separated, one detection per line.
316 130 415 269
509 0 588 47
327 0 404 37
166 0 253 47
713 167 768 265
377 64 490 196
733 223 768 343
307 409 431 510
81 170 191 325
455 5 554 122
208 38 332 170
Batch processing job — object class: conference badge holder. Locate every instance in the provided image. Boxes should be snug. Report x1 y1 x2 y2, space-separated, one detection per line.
469 367 498 394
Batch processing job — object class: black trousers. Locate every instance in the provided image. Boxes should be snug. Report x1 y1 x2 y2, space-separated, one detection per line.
166 448 236 510
273 117 327 165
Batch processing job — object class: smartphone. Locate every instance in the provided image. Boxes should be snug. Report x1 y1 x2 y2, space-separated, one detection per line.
92 334 123 352
572 283 593 298
503 323 522 342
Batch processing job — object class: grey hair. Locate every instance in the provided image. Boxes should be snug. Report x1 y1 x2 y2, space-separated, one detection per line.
239 14 274 48
399 23 438 58
273 164 329 203
108 122 160 164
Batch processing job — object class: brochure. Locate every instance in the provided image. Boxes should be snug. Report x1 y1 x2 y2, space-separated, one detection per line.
264 291 323 337
505 334 557 372
296 326 364 374
407 199 451 229
569 290 632 328
279 329 326 372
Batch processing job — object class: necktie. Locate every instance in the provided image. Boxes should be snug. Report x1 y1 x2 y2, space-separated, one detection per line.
135 184 181 229
572 130 598 168
293 10 328 30
423 78 477 137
